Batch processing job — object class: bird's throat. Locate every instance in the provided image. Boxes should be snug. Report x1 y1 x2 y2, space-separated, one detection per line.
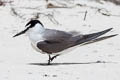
26 23 45 44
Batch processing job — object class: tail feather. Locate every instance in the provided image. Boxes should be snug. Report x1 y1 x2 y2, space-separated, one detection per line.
81 34 118 46
74 28 113 45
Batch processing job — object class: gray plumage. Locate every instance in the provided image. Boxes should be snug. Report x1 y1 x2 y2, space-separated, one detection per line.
37 28 113 53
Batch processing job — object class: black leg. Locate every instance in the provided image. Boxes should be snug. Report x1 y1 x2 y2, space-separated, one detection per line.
48 54 51 65
47 54 60 65
50 54 60 62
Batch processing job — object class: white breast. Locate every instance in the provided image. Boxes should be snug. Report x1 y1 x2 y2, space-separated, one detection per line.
26 23 45 43
25 23 46 53
29 33 44 44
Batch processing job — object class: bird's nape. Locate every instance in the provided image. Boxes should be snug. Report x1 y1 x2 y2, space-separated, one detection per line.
25 20 44 28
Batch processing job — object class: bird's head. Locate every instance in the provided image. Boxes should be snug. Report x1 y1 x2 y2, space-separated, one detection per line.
13 20 44 37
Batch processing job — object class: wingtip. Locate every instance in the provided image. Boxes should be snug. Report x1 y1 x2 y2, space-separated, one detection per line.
101 28 113 35
107 28 113 32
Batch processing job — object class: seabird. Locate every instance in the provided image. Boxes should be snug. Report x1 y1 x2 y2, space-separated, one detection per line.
13 20 117 65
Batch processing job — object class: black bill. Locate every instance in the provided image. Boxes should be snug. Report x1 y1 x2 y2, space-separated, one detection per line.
13 27 29 37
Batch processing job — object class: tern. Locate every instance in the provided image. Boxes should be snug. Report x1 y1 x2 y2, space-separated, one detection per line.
13 20 117 65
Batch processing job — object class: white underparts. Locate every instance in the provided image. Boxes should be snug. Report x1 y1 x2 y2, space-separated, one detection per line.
25 23 46 53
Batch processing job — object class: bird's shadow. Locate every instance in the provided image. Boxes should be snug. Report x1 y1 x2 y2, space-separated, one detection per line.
28 61 116 66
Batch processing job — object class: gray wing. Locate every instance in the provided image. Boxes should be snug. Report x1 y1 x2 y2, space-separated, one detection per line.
37 40 69 53
37 29 73 53
70 28 113 46
37 28 113 53
42 29 72 42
